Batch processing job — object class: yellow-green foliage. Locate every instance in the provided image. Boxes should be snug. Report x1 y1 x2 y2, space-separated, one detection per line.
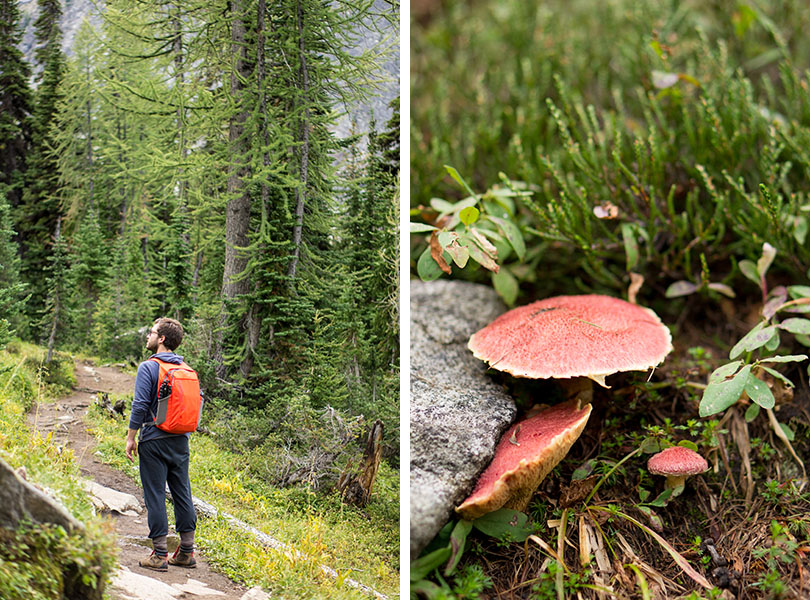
0 345 117 600
87 393 400 599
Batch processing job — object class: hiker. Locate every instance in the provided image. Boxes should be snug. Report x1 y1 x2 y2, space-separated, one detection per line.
125 317 199 571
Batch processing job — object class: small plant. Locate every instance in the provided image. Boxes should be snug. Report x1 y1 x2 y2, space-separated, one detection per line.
411 166 529 304
410 508 534 592
699 244 810 419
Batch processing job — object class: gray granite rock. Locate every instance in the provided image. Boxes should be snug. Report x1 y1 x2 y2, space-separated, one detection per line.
410 279 516 559
81 479 142 515
0 456 83 534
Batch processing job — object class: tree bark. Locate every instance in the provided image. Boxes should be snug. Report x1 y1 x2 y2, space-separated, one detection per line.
238 0 269 379
214 0 252 376
287 0 310 285
45 215 62 364
222 0 251 300
338 420 384 507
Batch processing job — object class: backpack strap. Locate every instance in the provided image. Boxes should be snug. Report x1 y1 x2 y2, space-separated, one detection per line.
148 357 170 397
147 357 172 423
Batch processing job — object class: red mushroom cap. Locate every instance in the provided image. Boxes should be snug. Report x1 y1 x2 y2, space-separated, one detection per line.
468 294 672 386
647 446 708 477
456 399 592 519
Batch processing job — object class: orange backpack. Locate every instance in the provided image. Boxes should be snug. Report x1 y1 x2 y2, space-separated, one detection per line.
149 357 203 434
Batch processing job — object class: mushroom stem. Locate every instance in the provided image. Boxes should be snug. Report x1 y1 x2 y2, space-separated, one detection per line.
665 474 687 495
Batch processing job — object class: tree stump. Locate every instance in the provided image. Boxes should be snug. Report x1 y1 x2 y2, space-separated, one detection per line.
338 420 384 507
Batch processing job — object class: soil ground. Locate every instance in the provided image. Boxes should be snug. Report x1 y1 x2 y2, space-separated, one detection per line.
27 359 249 600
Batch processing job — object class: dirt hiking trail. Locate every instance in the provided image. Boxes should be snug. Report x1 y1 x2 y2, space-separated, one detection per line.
27 359 262 600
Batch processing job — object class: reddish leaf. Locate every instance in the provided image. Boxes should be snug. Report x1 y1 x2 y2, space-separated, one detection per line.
429 232 452 275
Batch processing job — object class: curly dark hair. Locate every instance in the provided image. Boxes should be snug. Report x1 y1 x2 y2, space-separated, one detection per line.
155 317 184 351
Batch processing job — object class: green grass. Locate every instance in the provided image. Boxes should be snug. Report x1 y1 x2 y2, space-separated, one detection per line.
86 389 400 598
0 342 117 600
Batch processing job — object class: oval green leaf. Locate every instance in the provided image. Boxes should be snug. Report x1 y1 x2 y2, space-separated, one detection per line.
666 280 698 298
492 267 519 306
430 197 456 214
445 242 469 269
700 364 751 417
410 222 437 233
744 376 775 410
707 282 736 298
729 323 774 359
779 318 810 335
472 508 533 542
759 365 795 387
417 247 445 281
437 231 457 249
708 360 743 384
765 328 780 352
739 259 760 286
489 216 526 261
787 285 810 299
758 354 808 364
459 206 480 226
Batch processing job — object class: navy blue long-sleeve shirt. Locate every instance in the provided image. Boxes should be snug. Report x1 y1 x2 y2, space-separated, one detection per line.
128 352 190 443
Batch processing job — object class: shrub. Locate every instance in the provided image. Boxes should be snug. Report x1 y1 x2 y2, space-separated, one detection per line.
411 0 810 310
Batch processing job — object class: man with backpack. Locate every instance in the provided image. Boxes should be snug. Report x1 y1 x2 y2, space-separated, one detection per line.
125 317 202 571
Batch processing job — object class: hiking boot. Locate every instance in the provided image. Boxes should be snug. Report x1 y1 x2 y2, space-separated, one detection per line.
139 551 168 572
168 547 197 568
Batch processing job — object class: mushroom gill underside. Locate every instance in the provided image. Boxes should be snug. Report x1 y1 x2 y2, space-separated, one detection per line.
456 399 593 520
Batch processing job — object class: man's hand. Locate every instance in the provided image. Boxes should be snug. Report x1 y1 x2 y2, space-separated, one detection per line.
126 429 138 463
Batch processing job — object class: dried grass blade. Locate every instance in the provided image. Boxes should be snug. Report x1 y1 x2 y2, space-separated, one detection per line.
579 515 591 567
766 408 807 479
624 563 652 600
527 534 565 567
557 508 568 600
588 507 713 590
729 408 753 505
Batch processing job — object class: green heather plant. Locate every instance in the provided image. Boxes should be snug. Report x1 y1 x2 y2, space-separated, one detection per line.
412 1 810 306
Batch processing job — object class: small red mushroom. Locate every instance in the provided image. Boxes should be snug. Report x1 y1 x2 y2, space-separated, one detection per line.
647 446 708 495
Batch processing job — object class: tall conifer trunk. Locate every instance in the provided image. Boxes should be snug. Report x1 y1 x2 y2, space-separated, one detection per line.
215 0 252 376
45 215 62 364
287 0 310 285
239 0 270 379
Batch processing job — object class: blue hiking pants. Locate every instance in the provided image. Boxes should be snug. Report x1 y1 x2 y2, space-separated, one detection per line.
138 436 197 539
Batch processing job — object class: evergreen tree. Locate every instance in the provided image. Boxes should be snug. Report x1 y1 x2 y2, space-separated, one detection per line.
65 209 111 349
17 0 66 328
0 193 27 345
0 0 32 210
